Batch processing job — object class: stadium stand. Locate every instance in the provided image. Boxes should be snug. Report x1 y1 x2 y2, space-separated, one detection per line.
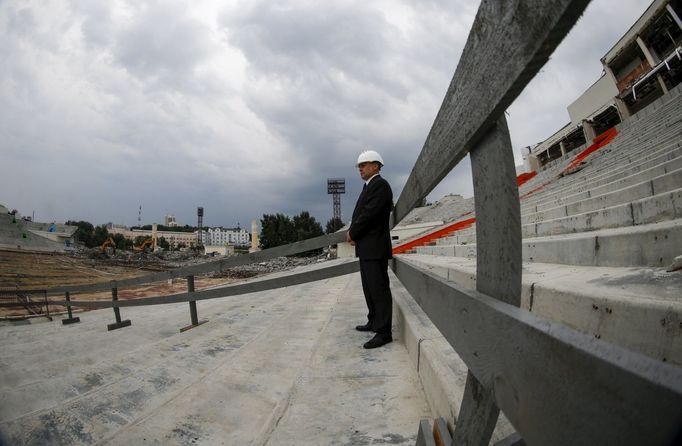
401 82 682 366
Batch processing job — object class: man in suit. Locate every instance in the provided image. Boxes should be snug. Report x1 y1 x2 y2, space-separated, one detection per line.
347 150 394 349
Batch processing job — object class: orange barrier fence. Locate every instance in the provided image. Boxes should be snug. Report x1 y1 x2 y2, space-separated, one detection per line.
516 171 537 187
393 128 618 253
562 127 618 175
392 216 476 255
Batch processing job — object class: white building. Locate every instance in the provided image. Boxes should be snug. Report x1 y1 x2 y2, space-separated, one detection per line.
107 226 198 248
200 227 250 247
164 214 178 227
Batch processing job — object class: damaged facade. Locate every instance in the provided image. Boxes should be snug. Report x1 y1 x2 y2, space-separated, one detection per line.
525 0 682 171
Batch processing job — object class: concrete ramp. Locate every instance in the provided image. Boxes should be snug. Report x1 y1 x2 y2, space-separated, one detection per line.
0 213 73 252
0 260 431 445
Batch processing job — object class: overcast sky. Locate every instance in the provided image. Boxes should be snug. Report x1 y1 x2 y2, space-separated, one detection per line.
0 0 652 229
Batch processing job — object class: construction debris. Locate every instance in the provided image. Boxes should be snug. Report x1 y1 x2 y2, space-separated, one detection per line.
0 248 331 319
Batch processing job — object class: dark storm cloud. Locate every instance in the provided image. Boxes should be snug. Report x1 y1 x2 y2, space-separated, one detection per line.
114 5 213 90
0 0 657 230
220 0 476 222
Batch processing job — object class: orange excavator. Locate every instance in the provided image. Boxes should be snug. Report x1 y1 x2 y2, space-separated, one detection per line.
100 237 116 255
133 238 155 253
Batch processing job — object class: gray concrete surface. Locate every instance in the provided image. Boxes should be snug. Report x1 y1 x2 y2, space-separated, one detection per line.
400 254 682 366
390 277 516 445
0 213 69 252
416 91 682 269
0 259 432 445
428 220 682 267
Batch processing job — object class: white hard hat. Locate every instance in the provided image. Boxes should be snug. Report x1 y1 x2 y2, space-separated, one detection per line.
356 150 384 167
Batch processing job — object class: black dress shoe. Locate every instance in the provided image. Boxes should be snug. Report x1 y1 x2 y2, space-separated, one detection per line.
355 323 373 332
363 334 392 349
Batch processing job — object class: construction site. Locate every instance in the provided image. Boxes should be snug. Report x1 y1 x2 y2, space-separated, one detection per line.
1 0 681 445
0 241 326 320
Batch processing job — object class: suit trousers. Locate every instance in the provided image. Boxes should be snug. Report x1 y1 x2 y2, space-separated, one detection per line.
359 258 392 336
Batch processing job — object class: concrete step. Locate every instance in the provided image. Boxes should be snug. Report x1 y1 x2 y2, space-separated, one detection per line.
524 187 682 237
520 111 682 198
427 169 681 266
521 137 682 211
436 228 477 246
522 166 682 224
522 140 682 212
553 146 682 207
0 259 431 445
531 114 681 180
521 136 681 200
621 83 682 130
398 254 682 366
437 172 681 247
420 219 682 267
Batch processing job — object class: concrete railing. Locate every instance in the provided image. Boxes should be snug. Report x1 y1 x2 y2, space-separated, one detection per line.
3 0 681 444
388 0 681 444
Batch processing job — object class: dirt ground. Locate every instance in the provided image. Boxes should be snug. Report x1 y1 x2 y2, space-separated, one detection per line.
0 249 240 319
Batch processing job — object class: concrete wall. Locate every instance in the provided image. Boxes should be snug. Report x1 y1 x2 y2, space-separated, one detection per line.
204 244 235 256
530 122 578 159
109 227 198 246
337 241 355 258
568 75 619 127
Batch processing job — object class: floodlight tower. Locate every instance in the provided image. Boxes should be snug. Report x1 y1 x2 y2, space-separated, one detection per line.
197 207 204 247
327 178 345 221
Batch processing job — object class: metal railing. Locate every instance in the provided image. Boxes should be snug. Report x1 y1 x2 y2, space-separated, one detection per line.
2 0 681 444
0 231 353 330
0 289 51 320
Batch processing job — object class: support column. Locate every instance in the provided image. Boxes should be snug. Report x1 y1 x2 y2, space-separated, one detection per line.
61 291 80 325
602 64 631 118
582 120 597 143
559 141 566 157
603 63 619 87
636 36 669 94
107 287 131 331
43 291 51 321
528 154 540 173
614 96 631 120
667 4 682 31
250 220 259 253
451 114 522 445
180 275 208 332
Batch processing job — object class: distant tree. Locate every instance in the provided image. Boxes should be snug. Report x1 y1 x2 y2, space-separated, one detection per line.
66 220 95 247
259 213 296 249
92 225 110 247
293 211 324 256
112 233 131 250
325 217 344 234
293 211 323 241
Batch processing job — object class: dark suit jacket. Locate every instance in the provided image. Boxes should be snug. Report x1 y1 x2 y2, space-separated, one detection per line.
349 175 393 260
